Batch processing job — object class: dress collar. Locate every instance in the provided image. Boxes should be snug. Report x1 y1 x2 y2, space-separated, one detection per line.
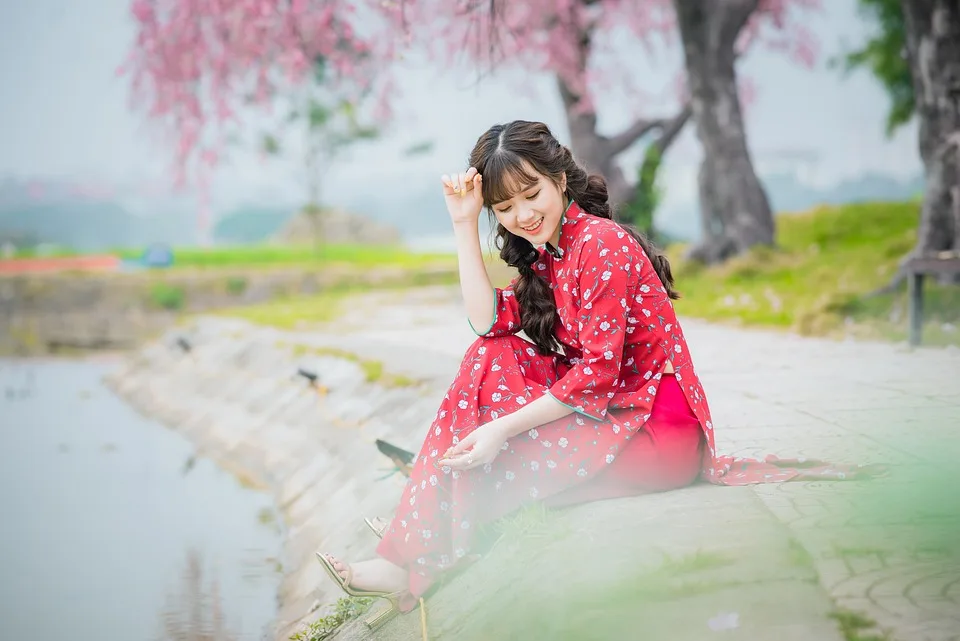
544 199 580 260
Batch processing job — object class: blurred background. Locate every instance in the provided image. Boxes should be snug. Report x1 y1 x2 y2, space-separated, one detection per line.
1 1 958 640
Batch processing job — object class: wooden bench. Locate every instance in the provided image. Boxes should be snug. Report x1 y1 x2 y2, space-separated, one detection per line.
905 250 960 346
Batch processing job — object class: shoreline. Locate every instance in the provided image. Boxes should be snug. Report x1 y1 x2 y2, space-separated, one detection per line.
103 315 450 639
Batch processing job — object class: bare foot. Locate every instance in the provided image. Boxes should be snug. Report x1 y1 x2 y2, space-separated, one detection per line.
323 555 409 594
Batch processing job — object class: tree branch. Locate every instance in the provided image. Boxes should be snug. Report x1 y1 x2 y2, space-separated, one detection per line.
604 102 692 157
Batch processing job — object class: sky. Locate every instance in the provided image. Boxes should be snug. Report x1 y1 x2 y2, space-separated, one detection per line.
0 0 922 236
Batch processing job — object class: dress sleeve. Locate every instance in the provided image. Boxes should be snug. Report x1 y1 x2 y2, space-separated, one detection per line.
547 231 635 421
468 279 523 337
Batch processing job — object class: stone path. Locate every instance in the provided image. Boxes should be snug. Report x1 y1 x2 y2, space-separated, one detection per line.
108 285 960 641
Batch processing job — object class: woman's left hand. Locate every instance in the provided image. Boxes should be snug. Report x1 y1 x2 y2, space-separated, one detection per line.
438 420 510 471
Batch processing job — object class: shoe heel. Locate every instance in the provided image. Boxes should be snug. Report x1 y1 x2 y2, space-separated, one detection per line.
363 598 399 630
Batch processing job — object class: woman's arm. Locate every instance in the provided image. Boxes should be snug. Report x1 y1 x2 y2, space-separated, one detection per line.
442 169 497 332
452 219 496 333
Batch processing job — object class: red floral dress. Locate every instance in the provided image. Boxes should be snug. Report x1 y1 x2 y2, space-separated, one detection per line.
376 201 868 603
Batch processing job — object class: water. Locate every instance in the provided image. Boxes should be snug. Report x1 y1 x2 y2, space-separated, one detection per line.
0 358 283 641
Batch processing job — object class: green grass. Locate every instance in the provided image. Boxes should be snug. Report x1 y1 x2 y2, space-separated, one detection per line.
115 243 456 269
219 291 348 329
9 243 456 270
668 201 960 345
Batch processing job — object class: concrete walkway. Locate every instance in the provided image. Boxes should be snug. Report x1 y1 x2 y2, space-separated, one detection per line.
321 285 960 641
108 284 960 641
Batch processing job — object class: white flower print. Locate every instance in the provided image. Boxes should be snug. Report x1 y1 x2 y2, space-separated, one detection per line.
478 346 486 355
558 437 569 448
455 548 466 558
599 247 609 256
526 347 536 356
674 344 682 353
529 487 539 498
505 471 515 481
429 475 438 486
647 385 656 395
599 321 611 331
492 392 502 402
528 428 539 439
606 454 615 464
440 501 449 512
473 363 481 371
640 284 650 293
601 270 612 281
577 468 587 477
516 396 527 405
583 366 593 375
547 460 557 469
458 399 468 409
491 410 499 419
584 288 592 300
460 520 471 529
422 529 432 540
541 440 552 448
530 460 540 471
491 364 501 371
604 350 614 360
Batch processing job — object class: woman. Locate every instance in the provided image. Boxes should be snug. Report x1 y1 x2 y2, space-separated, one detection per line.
316 120 865 626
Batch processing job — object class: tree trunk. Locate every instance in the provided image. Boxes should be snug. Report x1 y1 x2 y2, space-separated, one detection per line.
554 17 690 212
900 0 960 263
673 0 775 264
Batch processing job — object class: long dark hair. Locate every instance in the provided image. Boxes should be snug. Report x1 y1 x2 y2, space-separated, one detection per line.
468 120 679 355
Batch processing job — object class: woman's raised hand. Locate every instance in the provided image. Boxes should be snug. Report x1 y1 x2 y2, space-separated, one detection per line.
441 167 484 225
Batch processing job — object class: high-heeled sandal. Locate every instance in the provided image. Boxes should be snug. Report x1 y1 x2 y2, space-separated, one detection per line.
364 516 388 539
314 552 409 630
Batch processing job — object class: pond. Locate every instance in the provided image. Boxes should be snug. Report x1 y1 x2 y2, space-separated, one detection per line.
0 358 283 641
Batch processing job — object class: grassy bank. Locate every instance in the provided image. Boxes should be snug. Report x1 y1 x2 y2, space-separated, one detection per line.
668 200 959 345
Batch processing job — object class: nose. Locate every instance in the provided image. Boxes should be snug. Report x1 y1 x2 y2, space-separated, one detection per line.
516 204 537 226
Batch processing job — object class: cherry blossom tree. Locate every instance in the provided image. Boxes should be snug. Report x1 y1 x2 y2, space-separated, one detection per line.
120 0 387 186
406 0 821 260
388 1 692 228
123 0 820 256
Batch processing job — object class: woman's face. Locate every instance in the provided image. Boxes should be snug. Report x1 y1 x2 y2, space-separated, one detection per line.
491 168 566 247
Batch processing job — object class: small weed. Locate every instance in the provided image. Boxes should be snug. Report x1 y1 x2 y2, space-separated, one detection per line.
829 609 889 641
224 275 248 296
290 597 373 641
290 344 420 388
493 502 570 543
149 282 186 310
788 537 815 568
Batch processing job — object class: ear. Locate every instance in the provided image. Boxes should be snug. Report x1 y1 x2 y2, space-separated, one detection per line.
559 172 567 194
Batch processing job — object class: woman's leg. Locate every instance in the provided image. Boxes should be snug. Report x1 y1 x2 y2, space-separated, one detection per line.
374 335 562 602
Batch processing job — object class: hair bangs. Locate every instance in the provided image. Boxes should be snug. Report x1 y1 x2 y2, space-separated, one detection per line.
481 151 540 207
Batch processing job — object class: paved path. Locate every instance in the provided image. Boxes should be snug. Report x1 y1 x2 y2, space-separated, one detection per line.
321 285 960 641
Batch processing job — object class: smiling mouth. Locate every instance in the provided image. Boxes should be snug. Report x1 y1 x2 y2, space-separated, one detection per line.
522 217 544 233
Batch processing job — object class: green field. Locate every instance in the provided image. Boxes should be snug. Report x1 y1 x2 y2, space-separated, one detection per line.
11 243 456 270
668 200 959 345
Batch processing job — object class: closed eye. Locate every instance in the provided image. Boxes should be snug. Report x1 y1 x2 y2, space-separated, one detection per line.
526 190 541 200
